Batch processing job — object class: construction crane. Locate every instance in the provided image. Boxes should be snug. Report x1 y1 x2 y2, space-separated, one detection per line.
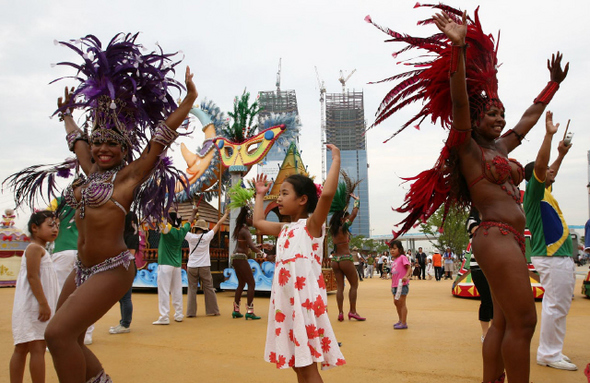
276 58 282 93
338 69 356 93
315 66 327 180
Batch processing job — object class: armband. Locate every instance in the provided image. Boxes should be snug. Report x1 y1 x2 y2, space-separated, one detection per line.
501 129 525 144
534 81 559 104
353 199 360 209
152 121 179 147
66 129 88 152
449 44 467 77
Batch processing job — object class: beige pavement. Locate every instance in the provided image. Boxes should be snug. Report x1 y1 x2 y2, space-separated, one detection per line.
1 271 588 383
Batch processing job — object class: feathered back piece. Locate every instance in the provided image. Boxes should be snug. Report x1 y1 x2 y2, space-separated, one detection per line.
2 158 78 209
52 32 184 158
366 3 501 143
329 170 362 213
227 183 255 210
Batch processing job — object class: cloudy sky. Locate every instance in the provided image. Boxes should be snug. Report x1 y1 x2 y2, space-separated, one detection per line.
1 0 588 236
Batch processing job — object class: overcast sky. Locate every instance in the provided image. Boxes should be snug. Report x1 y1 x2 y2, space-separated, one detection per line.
1 0 588 237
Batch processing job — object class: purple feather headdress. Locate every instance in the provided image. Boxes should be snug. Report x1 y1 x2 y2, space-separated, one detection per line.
4 33 189 222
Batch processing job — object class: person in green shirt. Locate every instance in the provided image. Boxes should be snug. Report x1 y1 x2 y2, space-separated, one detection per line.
523 111 576 371
153 211 194 325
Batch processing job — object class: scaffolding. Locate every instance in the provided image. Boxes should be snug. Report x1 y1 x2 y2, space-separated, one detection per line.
325 90 365 151
258 89 299 117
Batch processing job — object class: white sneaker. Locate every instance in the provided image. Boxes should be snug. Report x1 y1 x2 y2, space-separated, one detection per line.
84 334 93 345
537 359 578 371
152 317 170 325
562 355 572 363
174 315 184 322
109 324 130 334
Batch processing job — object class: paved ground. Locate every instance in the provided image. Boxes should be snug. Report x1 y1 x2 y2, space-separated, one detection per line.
1 267 588 383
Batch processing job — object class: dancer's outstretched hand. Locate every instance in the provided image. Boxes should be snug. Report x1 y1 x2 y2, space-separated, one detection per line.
545 110 559 135
548 51 569 84
433 10 467 45
185 66 198 100
57 86 75 110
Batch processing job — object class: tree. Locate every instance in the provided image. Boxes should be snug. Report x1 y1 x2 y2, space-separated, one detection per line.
419 204 470 259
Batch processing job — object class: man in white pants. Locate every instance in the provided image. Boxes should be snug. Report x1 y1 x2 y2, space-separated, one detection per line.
523 111 576 371
153 212 191 325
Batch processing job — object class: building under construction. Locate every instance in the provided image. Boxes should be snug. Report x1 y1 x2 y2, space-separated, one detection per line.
257 89 300 182
325 90 370 237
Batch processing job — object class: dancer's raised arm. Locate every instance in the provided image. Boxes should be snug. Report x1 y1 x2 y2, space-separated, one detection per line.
433 11 471 134
502 52 569 153
308 144 340 237
58 86 93 175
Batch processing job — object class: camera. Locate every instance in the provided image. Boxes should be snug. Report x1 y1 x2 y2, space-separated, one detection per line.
563 131 574 146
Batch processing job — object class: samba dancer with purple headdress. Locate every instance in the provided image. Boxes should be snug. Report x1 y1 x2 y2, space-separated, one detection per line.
4 33 196 383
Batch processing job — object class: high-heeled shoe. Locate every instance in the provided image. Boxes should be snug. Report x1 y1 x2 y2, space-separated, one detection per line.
232 301 243 318
348 312 366 321
245 304 261 320
337 312 344 322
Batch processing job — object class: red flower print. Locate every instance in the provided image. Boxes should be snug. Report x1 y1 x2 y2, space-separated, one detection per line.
336 358 346 366
295 276 306 290
284 239 290 249
288 230 295 238
288 355 295 368
275 310 286 323
306 324 319 339
269 352 277 363
295 253 304 259
278 268 291 286
290 297 294 306
312 243 319 251
317 327 325 337
301 298 313 311
308 343 322 358
321 337 332 352
275 327 281 336
314 254 321 264
289 329 300 346
317 275 325 289
276 354 286 368
312 295 326 317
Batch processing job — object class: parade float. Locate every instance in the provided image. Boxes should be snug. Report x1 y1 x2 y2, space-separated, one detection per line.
452 230 549 299
0 209 30 287
132 92 299 291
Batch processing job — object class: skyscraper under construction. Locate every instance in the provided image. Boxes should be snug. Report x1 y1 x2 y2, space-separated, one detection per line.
325 90 370 237
257 89 300 181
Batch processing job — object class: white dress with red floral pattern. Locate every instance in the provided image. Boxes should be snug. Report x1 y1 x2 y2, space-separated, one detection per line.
264 219 345 370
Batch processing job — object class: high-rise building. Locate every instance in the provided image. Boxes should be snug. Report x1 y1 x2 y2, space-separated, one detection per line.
325 90 370 237
257 89 300 181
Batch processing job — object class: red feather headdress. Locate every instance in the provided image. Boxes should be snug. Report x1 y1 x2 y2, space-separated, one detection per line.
366 3 502 238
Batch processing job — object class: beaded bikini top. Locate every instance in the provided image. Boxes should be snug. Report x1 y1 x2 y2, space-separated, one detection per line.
63 166 127 218
468 146 524 204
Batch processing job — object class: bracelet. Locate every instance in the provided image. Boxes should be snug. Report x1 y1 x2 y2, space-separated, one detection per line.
501 129 525 144
66 129 88 152
534 81 559 104
449 44 467 77
152 121 179 147
353 199 360 209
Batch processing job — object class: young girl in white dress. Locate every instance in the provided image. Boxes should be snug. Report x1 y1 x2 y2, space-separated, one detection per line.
10 211 59 383
253 144 345 382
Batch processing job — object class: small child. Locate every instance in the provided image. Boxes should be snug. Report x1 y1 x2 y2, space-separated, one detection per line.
10 211 59 383
253 144 345 382
411 261 421 280
426 259 434 280
389 240 411 329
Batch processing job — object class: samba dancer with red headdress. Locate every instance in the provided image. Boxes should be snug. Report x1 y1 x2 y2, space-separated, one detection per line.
5 33 196 382
366 5 568 383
